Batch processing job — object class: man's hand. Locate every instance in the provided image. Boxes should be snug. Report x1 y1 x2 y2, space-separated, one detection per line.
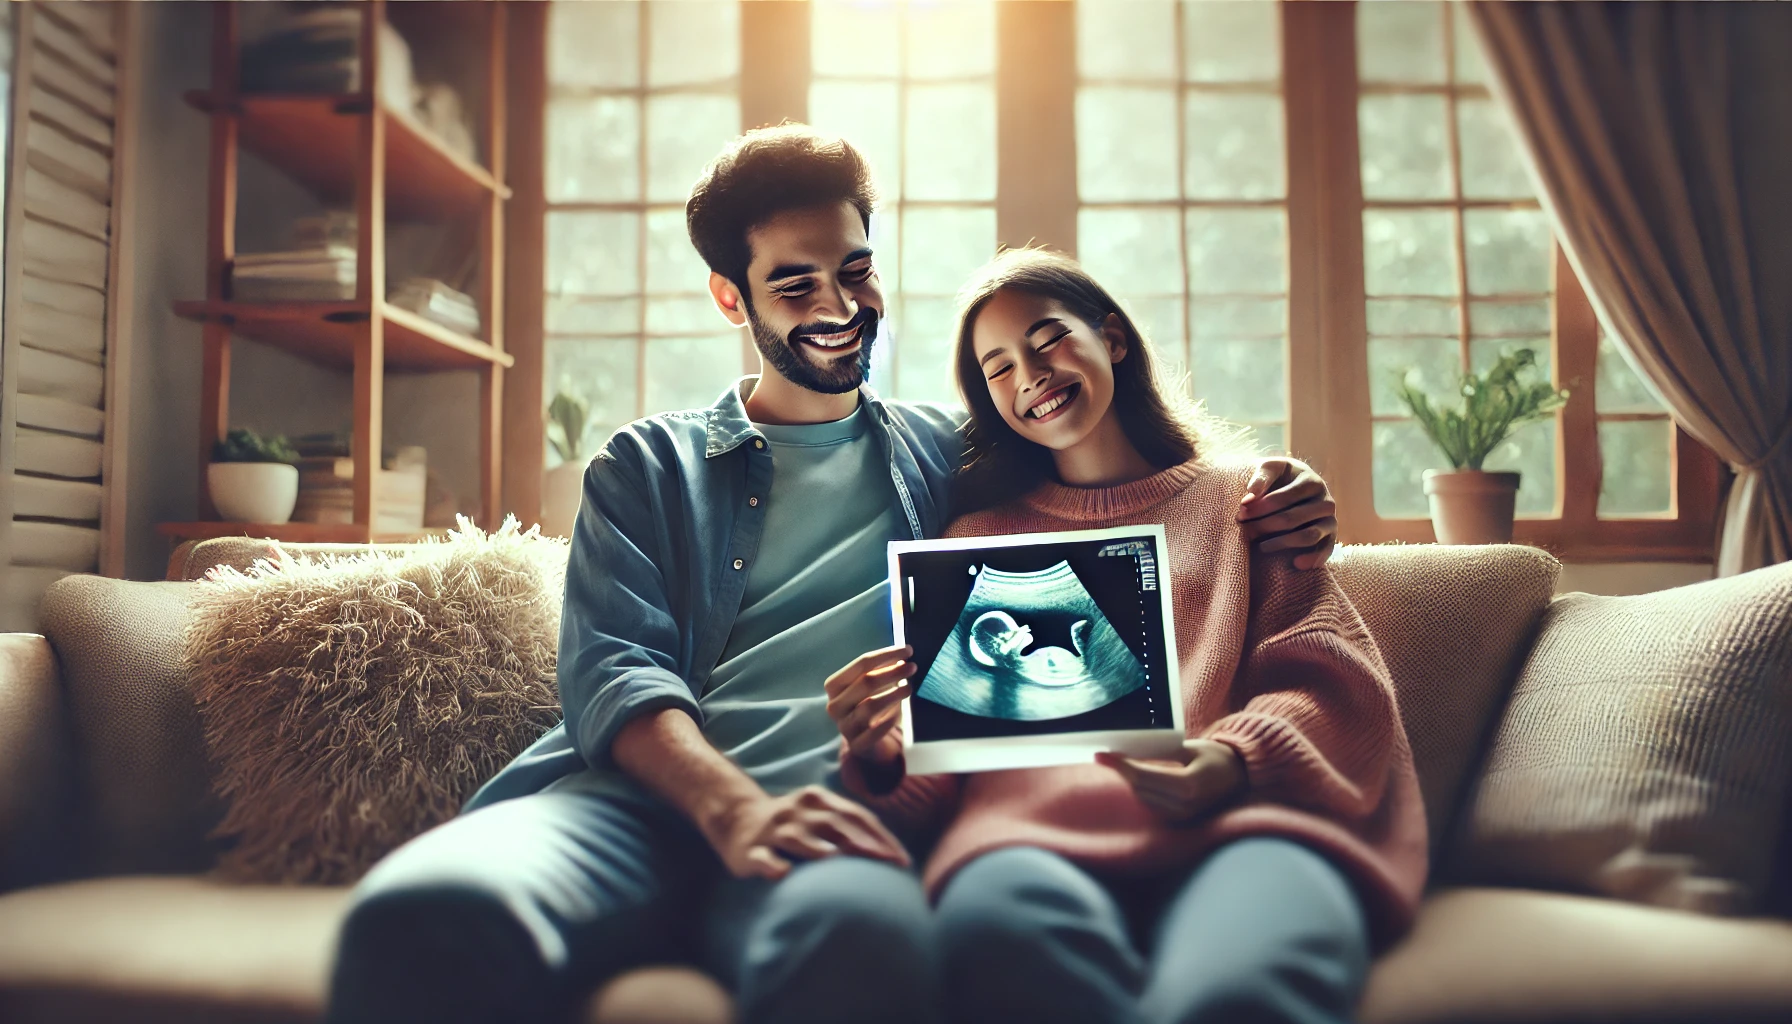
1095 739 1246 824
700 785 911 881
825 645 915 765
1239 456 1337 570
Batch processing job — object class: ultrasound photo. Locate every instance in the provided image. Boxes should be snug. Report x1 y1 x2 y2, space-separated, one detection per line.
889 526 1183 773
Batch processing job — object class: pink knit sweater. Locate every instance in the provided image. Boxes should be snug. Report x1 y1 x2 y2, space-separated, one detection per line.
843 456 1429 941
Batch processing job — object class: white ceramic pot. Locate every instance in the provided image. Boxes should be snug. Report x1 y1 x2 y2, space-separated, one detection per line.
208 462 300 524
542 460 586 538
1423 469 1520 544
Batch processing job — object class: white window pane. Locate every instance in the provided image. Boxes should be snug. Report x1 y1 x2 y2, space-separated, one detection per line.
548 211 641 297
644 336 742 413
1185 208 1286 295
1598 419 1673 516
869 208 899 294
1191 338 1286 421
1596 331 1666 413
1079 0 1176 81
1245 422 1287 455
900 206 996 295
644 208 709 294
1078 87 1179 202
1370 337 1460 417
1464 208 1551 295
1189 298 1285 339
646 296 723 335
893 296 961 404
547 95 640 203
1469 338 1552 385
1373 419 1450 518
1077 207 1184 295
1469 299 1549 336
1121 296 1187 358
549 1 639 88
905 1 995 79
1458 97 1534 200
646 93 741 203
905 84 996 202
1451 2 1487 85
648 0 738 86
547 296 641 335
809 82 902 202
1482 418 1557 515
811 0 900 78
1357 0 1447 84
1362 209 1456 296
1184 92 1285 200
546 338 640 449
1183 0 1280 84
1367 298 1457 336
1357 94 1451 200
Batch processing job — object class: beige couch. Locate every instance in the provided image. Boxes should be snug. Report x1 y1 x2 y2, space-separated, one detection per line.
1 538 1789 1023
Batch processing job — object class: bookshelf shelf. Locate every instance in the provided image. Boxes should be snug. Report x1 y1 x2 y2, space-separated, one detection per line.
183 91 511 220
156 521 448 545
173 299 515 372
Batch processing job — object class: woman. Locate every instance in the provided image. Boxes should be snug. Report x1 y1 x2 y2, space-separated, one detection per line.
825 250 1426 1024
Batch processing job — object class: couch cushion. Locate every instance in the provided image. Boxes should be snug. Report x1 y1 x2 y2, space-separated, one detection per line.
1360 887 1792 1024
37 576 216 875
0 876 348 1024
1447 561 1792 914
1330 543 1561 851
185 522 567 885
167 539 423 582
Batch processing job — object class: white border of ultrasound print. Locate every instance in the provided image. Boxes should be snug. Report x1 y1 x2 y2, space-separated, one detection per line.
887 524 1184 775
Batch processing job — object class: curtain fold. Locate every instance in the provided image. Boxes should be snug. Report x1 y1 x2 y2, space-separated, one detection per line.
1466 1 1792 574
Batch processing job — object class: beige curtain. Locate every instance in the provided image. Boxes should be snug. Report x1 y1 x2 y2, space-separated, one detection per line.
1466 1 1792 575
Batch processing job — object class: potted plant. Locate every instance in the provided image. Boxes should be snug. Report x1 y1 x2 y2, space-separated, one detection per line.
542 387 595 538
209 427 301 524
1394 348 1569 545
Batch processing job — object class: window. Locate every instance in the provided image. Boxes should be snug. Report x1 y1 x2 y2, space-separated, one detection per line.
541 0 745 462
807 0 998 403
1075 1 1289 453
524 0 1719 559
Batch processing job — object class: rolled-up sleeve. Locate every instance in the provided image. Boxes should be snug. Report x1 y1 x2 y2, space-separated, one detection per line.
558 440 702 770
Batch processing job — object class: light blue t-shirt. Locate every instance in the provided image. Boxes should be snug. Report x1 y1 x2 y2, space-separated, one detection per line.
698 406 908 794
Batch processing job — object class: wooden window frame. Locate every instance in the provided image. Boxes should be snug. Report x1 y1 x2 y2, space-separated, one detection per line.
506 0 1722 562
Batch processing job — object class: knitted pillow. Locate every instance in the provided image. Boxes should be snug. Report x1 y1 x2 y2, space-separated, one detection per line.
183 519 567 885
1446 561 1792 914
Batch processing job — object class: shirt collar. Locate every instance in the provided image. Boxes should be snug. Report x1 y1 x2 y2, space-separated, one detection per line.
704 376 891 458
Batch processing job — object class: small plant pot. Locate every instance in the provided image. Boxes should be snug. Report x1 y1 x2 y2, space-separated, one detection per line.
1423 469 1520 545
208 462 299 524
542 460 586 538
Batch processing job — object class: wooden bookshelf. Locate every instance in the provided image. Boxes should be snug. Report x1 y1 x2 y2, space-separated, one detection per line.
168 0 508 540
156 521 449 545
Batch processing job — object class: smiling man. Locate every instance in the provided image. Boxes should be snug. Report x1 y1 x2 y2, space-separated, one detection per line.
327 125 1340 1024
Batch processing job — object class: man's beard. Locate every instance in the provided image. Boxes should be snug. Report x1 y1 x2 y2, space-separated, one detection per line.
746 303 879 396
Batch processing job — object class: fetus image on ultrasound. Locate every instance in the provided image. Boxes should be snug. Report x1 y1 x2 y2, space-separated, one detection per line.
915 561 1146 721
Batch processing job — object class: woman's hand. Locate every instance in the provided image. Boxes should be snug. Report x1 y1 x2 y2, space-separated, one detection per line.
825 645 916 765
1096 739 1247 824
1238 457 1338 570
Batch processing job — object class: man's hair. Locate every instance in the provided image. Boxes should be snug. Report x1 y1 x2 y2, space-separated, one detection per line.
686 124 878 291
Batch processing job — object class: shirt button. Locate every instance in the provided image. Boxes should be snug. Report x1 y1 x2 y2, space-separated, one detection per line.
732 558 745 570
748 496 760 507
753 438 765 449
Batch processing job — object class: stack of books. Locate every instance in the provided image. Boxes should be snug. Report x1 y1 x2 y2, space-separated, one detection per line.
293 446 427 533
389 277 480 336
232 246 357 302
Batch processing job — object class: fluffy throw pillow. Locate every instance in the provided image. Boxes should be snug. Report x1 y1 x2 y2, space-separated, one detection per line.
1446 560 1792 914
184 518 567 885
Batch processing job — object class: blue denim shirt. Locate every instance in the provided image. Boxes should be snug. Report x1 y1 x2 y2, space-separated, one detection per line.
465 379 963 811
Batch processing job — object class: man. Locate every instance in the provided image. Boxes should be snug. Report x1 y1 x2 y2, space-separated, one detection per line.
327 125 1339 1024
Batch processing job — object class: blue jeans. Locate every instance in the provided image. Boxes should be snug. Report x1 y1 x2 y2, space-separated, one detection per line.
936 838 1370 1024
326 789 937 1024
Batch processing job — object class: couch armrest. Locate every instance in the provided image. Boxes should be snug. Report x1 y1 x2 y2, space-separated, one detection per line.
0 633 78 892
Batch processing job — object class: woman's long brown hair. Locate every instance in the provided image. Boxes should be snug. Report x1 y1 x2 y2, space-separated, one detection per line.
950 248 1248 516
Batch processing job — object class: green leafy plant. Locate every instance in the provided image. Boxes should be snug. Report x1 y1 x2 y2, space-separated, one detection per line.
212 427 298 464
546 388 594 464
1394 348 1569 470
